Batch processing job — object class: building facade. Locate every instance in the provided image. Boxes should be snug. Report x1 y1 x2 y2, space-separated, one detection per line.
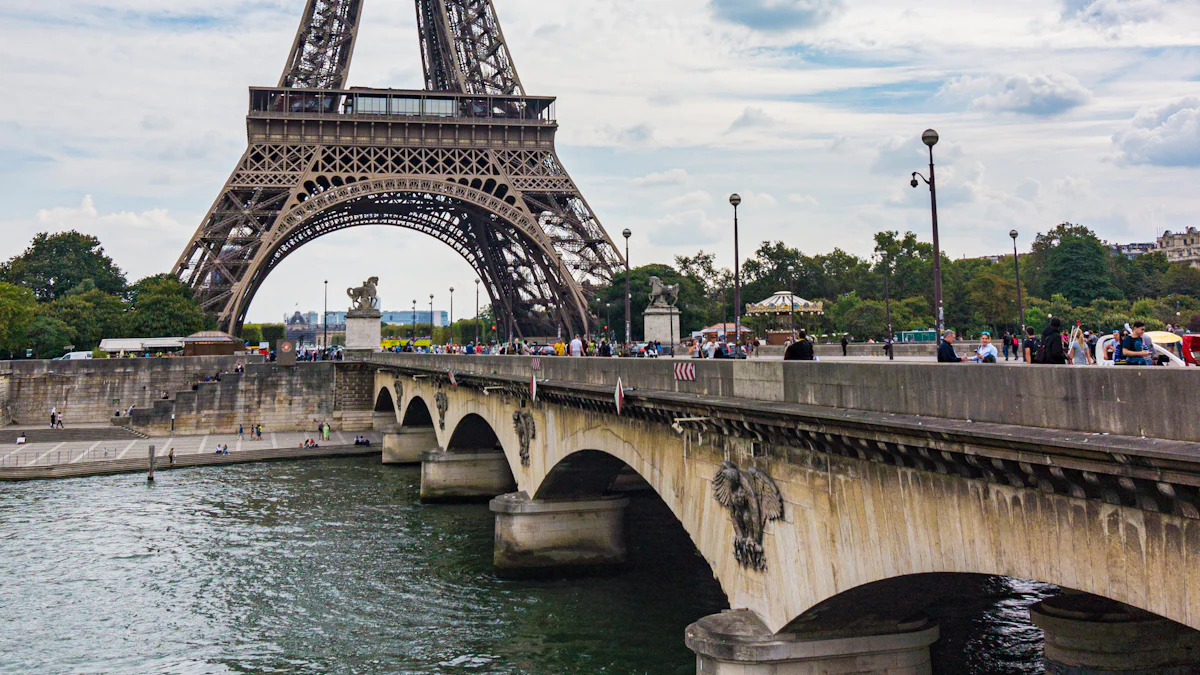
1157 228 1200 268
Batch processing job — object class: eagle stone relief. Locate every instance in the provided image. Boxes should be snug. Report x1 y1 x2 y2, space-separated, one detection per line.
711 461 785 572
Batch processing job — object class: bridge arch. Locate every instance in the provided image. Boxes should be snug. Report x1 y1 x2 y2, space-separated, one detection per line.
399 395 435 428
218 178 591 337
446 413 503 453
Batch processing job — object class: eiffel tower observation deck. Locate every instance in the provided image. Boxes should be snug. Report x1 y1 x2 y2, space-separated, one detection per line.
174 0 624 339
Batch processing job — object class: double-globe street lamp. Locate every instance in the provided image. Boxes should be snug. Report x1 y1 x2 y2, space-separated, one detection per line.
730 194 743 352
1010 230 1025 334
910 129 945 336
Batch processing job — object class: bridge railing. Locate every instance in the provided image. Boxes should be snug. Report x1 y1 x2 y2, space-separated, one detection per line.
364 353 1198 443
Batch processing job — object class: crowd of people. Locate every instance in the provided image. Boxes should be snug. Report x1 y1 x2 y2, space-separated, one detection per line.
936 318 1188 366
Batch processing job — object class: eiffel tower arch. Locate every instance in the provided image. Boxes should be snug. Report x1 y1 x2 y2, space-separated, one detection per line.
173 0 624 338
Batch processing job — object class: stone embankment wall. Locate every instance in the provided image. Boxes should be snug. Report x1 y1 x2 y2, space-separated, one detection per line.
127 361 375 435
366 353 1198 442
0 356 262 426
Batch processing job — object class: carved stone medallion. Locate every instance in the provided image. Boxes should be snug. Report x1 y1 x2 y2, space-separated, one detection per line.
711 461 784 572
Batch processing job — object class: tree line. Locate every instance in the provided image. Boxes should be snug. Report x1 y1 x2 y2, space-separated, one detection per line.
591 223 1200 342
0 232 211 358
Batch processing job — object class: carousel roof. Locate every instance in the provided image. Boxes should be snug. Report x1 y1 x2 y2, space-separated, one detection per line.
746 291 824 314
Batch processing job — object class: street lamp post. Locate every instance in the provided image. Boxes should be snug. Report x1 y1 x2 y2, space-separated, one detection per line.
605 302 611 341
787 264 796 339
730 194 743 352
429 294 435 345
323 280 328 355
881 253 895 361
622 229 632 346
411 299 417 344
1010 230 1025 334
474 279 480 344
449 287 455 346
911 129 944 336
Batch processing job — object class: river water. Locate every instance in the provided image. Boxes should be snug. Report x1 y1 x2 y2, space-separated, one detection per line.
0 458 1053 674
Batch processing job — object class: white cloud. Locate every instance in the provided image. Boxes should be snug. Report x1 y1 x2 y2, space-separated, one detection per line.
1062 0 1168 26
728 107 777 133
941 72 1092 116
1113 97 1200 167
665 190 714 208
1014 178 1043 202
647 210 725 246
633 169 690 188
787 193 819 206
1054 175 1094 200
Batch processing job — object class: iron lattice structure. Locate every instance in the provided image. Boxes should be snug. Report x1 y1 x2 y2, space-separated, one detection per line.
174 0 623 337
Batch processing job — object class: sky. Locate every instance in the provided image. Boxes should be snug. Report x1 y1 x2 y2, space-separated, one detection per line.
1 0 1198 322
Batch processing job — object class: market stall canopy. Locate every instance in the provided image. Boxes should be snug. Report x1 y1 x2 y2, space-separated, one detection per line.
746 291 824 315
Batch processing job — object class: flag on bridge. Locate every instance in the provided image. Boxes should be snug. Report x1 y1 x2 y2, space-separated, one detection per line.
449 371 458 388
615 377 624 415
530 373 537 402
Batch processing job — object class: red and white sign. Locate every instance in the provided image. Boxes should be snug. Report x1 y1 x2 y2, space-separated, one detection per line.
614 377 624 415
530 373 538 401
449 371 457 387
280 342 293 353
673 362 696 381
530 357 542 371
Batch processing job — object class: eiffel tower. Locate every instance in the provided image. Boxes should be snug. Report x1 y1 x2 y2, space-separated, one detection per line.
173 0 624 338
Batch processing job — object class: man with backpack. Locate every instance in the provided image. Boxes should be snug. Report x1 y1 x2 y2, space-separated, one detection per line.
1038 317 1067 364
1021 327 1040 364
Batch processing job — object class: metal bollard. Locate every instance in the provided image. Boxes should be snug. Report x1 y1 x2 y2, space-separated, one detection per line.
147 445 156 482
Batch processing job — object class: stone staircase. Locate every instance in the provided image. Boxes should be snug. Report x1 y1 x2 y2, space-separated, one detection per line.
0 426 145 444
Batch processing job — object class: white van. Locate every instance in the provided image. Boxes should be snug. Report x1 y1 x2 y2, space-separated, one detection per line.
56 351 93 360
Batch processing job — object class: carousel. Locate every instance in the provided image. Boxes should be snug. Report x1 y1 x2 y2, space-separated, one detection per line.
746 291 825 345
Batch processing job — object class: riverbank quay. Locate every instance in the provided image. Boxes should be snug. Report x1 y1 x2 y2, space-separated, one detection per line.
0 430 381 481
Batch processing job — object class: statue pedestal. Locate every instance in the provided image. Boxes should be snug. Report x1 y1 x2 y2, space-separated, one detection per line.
345 308 382 354
643 306 680 347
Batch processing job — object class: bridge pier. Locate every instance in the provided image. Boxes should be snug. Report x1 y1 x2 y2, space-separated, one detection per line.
1031 594 1200 674
419 450 515 502
687 610 938 675
489 491 628 575
382 427 438 464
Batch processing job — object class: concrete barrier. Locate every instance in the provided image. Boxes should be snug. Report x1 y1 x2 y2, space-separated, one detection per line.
366 353 1200 442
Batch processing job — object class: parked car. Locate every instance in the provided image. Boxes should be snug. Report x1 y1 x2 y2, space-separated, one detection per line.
626 343 658 358
56 351 93 360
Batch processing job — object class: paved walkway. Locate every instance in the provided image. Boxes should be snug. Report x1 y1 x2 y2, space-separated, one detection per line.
0 429 382 468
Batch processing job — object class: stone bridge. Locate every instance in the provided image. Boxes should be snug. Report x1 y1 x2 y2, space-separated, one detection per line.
365 353 1200 675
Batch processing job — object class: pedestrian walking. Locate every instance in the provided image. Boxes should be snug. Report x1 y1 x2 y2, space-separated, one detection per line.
168 447 175 466
1002 331 1011 361
840 336 849 356
55 412 64 429
1068 326 1094 365
569 334 583 357
322 423 330 441
50 406 57 429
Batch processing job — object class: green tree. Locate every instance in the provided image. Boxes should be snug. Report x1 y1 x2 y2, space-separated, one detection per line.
239 324 264 345
260 324 286 344
26 315 75 359
593 264 706 341
49 281 126 350
0 282 39 357
125 292 208 337
965 272 1018 332
1162 265 1200 297
842 300 888 340
0 231 127 302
